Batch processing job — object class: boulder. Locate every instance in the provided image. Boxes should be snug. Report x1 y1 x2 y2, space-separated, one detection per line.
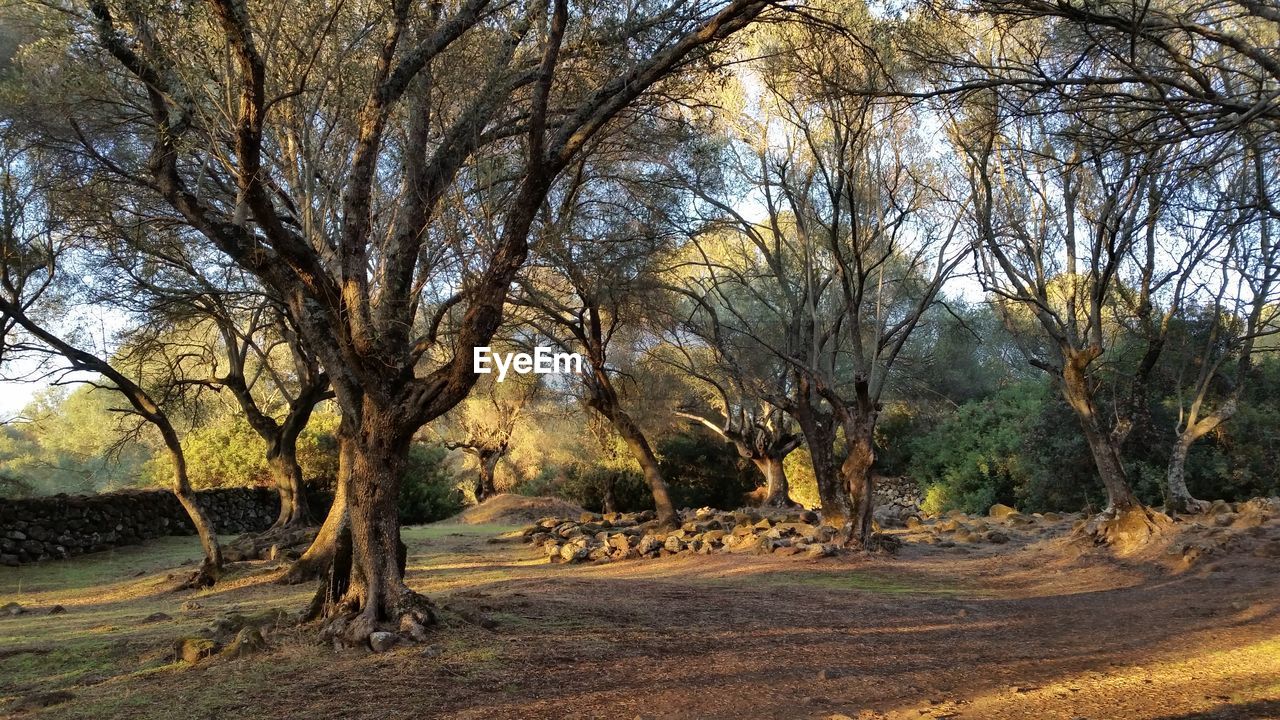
988 503 1018 519
368 631 398 653
223 626 269 658
176 637 220 664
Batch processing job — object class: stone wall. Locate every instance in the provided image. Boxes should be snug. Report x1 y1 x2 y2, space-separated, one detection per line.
0 488 281 566
874 475 922 509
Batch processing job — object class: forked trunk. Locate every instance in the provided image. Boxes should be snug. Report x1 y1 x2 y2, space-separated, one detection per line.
840 419 876 549
267 438 312 529
752 456 793 508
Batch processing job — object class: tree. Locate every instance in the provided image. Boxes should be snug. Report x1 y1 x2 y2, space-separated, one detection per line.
439 373 538 503
16 0 778 640
0 131 223 584
677 15 963 545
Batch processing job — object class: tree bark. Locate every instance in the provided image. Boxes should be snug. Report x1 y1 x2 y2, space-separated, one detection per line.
840 417 876 549
792 398 851 527
306 401 433 644
1164 439 1208 514
1060 354 1141 511
476 451 500 502
158 423 223 587
601 472 618 514
280 430 353 585
267 436 312 529
752 456 793 508
589 395 677 527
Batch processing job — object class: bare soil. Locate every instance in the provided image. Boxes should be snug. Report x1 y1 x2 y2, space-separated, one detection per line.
447 494 588 526
2 510 1278 720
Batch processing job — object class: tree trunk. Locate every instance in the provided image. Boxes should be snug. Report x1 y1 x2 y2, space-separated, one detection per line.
752 456 793 508
308 402 433 645
267 437 312 529
1061 357 1140 510
840 418 876 549
1164 438 1208 514
159 426 222 587
280 430 353 585
792 402 851 527
593 398 677 527
601 472 618 514
477 452 500 502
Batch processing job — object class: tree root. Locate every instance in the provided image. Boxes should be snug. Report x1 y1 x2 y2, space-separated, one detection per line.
316 588 437 650
1165 496 1212 515
1073 505 1170 552
174 560 220 591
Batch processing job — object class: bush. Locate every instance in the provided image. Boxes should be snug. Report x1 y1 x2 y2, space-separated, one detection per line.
909 380 1102 514
398 443 464 524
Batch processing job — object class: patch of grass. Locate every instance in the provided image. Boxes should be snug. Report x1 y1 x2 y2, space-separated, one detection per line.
707 569 968 596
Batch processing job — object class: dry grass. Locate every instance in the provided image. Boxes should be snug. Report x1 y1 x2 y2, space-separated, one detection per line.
2 515 1278 719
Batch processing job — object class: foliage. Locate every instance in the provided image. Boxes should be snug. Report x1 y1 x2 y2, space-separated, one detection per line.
398 444 465 525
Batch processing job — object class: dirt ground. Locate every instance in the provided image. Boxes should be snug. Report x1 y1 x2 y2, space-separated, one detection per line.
2 510 1278 720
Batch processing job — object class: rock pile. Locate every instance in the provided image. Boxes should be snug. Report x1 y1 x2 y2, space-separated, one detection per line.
0 488 281 565
521 507 848 564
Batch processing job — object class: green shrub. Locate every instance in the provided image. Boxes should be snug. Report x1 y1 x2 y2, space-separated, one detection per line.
398 443 464 524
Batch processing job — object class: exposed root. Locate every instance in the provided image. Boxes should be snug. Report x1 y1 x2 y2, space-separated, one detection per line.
1165 496 1212 516
174 560 220 591
1074 505 1170 552
316 588 437 650
222 526 318 564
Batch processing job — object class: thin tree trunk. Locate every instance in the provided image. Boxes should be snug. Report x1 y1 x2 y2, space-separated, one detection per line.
1164 439 1207 514
592 397 677 527
158 424 222 586
752 456 793 508
1061 357 1141 510
601 472 618 514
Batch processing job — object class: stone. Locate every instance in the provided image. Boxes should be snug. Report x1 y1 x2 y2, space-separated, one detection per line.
637 535 662 555
181 600 203 611
806 543 838 558
368 631 398 653
176 637 220 664
560 543 589 563
663 535 685 553
420 644 442 658
988 503 1018 519
223 626 269 658
47 604 66 615
984 531 1010 544
2 601 25 616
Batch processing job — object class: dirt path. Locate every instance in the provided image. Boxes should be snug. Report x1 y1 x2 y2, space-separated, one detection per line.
3 516 1279 719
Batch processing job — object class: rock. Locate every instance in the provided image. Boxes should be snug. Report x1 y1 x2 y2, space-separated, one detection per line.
368 631 398 653
637 535 662 555
47 604 66 615
988 503 1018 519
223 626 268 658
954 530 978 543
1041 512 1062 522
176 637 220 664
420 644 442 658
663 535 685 553
181 600 203 611
806 543 838 558
144 612 172 623
817 668 841 680
2 601 25 616
984 531 1010 544
559 543 589 563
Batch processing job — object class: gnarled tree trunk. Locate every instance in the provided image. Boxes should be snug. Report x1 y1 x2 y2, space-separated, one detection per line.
475 451 500 502
752 456 793 508
267 436 312 529
280 429 353 585
840 417 876 549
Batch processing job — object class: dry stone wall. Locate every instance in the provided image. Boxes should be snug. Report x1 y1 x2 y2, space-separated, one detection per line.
0 488 280 565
